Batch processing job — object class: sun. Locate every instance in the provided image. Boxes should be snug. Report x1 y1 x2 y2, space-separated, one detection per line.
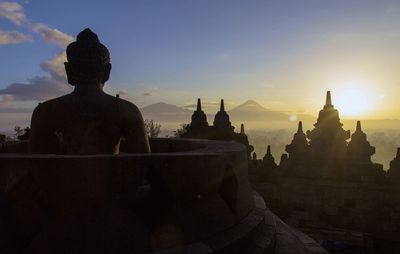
333 87 372 118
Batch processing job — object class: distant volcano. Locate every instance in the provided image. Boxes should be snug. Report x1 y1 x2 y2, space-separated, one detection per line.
140 102 191 123
228 100 291 121
230 99 268 112
140 100 315 128
141 102 191 114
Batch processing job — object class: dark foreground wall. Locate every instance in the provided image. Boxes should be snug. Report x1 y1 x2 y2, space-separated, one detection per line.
253 177 400 249
0 138 330 254
0 138 256 253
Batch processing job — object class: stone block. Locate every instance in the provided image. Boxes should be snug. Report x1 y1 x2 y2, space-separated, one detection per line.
344 198 356 208
324 205 338 216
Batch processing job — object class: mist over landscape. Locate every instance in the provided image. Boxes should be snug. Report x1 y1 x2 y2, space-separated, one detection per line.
140 99 400 169
158 126 400 170
246 128 400 170
3 98 400 169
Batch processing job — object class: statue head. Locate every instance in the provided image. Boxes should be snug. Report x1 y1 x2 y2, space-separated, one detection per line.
65 28 111 87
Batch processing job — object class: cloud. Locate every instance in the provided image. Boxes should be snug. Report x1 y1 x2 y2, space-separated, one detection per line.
0 51 70 101
0 2 74 103
40 52 68 80
114 90 146 102
0 95 33 113
105 89 153 106
184 101 221 109
0 107 33 113
0 76 69 101
0 30 32 45
32 23 73 48
0 94 13 107
0 2 73 47
117 89 129 98
0 1 26 25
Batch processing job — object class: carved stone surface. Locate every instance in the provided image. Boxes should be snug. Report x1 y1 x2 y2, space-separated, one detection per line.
0 138 255 253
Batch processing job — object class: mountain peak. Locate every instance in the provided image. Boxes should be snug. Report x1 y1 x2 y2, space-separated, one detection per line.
228 99 291 121
141 102 191 114
230 99 268 112
242 99 263 106
243 99 258 104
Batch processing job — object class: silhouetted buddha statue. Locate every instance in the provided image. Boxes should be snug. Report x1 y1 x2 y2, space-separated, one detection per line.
30 28 150 154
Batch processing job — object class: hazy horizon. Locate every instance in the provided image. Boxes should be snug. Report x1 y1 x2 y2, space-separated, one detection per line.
3 96 400 132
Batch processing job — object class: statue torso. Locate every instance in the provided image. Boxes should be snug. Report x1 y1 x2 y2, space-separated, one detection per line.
33 92 125 154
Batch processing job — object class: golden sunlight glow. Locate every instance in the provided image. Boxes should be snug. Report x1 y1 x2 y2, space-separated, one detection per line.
333 85 373 118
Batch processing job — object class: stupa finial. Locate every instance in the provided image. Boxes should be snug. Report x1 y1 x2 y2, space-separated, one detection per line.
240 123 245 134
197 98 202 111
325 91 332 107
220 99 225 111
297 121 303 133
267 145 271 156
356 120 362 132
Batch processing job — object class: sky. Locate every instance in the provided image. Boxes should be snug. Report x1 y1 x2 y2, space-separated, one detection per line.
1 0 400 130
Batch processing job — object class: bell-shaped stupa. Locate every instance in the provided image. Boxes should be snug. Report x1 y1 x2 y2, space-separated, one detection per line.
306 91 350 163
286 121 310 160
213 99 234 133
347 121 375 164
190 98 209 130
263 145 277 167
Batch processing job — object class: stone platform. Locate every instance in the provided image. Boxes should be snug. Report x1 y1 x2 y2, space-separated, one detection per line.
0 138 326 253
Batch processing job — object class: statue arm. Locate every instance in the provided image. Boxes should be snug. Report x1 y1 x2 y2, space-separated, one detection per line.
120 101 151 153
30 105 56 154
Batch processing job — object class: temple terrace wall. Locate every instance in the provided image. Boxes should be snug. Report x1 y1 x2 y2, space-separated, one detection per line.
0 138 329 253
253 177 400 249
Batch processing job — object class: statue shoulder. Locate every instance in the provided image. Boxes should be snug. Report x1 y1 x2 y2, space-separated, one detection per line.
33 94 72 113
31 95 75 127
116 98 144 122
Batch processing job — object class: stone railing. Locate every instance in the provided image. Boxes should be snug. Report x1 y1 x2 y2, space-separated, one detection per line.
0 138 257 252
0 138 332 253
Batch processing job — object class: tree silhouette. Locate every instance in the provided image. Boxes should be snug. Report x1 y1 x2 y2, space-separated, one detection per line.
144 119 161 138
14 126 23 138
174 123 189 137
